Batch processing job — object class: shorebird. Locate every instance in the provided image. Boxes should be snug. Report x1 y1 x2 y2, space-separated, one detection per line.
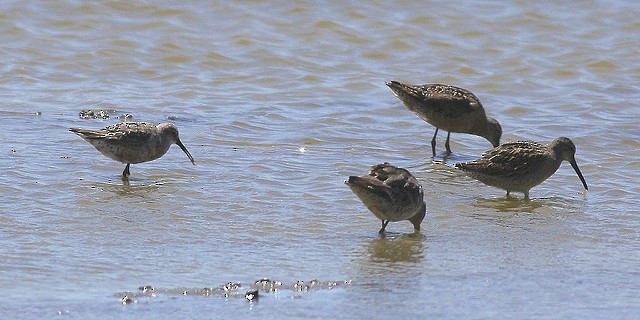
345 163 426 234
69 122 195 179
386 80 502 157
455 137 588 199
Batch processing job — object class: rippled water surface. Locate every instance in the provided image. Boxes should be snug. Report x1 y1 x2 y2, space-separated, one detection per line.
1 1 639 318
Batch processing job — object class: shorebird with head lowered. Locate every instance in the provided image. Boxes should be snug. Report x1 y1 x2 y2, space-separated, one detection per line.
455 137 588 199
345 163 426 234
69 122 195 179
386 80 502 157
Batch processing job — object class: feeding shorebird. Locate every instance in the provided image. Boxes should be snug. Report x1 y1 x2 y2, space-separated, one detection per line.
69 122 195 179
386 80 502 157
345 163 426 234
455 137 588 199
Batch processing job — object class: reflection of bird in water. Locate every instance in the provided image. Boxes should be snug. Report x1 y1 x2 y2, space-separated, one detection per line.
386 80 502 157
345 163 426 234
472 197 545 214
70 122 195 179
455 137 588 199
367 234 424 263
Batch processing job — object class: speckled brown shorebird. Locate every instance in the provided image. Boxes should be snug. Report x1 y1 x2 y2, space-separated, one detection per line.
69 122 195 179
386 80 502 157
455 137 588 199
345 163 426 234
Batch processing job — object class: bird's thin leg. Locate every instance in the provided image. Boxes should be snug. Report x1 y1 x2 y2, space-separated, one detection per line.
445 131 452 154
524 191 530 200
378 220 390 234
122 164 131 179
506 191 511 198
431 128 439 157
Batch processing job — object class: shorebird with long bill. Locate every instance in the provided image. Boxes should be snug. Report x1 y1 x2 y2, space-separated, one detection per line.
386 80 502 157
345 163 426 234
455 137 588 199
70 122 195 179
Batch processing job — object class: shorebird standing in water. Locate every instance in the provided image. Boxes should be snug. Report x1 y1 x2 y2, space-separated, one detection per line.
70 122 195 179
345 163 426 234
386 80 502 157
455 137 588 199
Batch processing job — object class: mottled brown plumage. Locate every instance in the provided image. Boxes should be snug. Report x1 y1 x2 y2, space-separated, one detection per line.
455 137 588 199
345 163 426 233
386 80 502 157
70 122 195 178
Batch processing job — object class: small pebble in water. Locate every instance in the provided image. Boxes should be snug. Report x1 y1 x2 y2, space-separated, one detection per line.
309 279 320 288
245 289 259 301
138 285 154 293
223 282 241 291
120 296 133 305
293 280 309 291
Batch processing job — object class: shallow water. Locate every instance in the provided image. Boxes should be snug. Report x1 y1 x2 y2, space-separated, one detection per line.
1 1 640 318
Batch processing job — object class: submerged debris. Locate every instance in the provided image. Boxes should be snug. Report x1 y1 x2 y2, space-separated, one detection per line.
254 278 283 292
78 109 115 119
223 282 242 291
293 280 309 291
78 109 133 120
138 285 155 293
116 279 351 304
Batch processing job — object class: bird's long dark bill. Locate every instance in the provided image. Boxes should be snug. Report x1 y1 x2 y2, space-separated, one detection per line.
570 160 588 190
177 140 195 165
386 81 412 98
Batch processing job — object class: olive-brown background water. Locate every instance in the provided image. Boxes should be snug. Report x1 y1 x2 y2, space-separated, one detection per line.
1 1 639 318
